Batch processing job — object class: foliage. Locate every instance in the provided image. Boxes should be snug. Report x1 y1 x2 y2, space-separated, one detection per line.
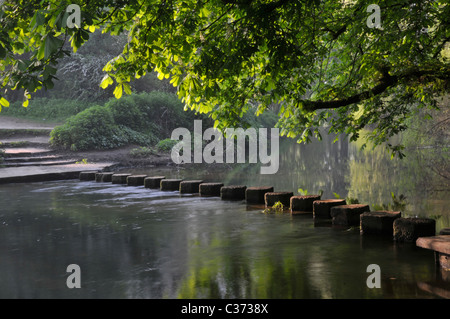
298 188 323 197
262 201 285 214
129 146 157 158
75 158 88 164
0 97 94 121
0 0 449 157
50 91 196 150
50 104 152 150
372 192 407 211
156 139 179 153
333 192 360 204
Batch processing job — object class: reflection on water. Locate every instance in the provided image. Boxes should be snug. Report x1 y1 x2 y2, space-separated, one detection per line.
0 136 448 298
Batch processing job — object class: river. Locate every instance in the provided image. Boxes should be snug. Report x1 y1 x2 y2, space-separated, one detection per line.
0 135 448 298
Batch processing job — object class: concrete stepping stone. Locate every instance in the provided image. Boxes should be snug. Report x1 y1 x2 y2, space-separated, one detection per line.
417 235 450 271
264 192 294 208
199 183 224 197
95 172 114 182
313 199 346 219
160 179 183 191
180 180 204 193
330 204 371 226
127 175 147 186
79 171 97 181
220 185 247 200
290 195 321 212
360 211 401 235
245 186 274 204
393 217 436 242
144 176 165 189
111 173 131 184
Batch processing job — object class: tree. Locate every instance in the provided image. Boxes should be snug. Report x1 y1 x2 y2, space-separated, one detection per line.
0 0 449 157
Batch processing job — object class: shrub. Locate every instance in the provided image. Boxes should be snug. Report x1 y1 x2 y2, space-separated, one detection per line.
50 105 156 150
50 92 194 151
129 146 157 158
156 138 178 152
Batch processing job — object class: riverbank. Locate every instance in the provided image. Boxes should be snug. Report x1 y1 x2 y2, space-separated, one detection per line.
0 116 173 183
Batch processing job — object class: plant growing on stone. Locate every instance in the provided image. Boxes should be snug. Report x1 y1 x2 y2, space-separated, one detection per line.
372 192 408 211
334 192 359 204
263 201 285 214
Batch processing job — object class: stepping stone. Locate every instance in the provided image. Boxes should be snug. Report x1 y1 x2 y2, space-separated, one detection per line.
160 179 183 191
95 172 114 182
79 171 97 181
290 195 321 212
221 185 247 200
144 176 165 189
127 175 147 186
180 180 204 193
393 218 436 242
313 199 346 219
360 211 401 235
330 204 371 226
111 173 131 184
440 228 450 235
265 192 294 208
199 183 224 197
245 186 274 204
417 236 450 271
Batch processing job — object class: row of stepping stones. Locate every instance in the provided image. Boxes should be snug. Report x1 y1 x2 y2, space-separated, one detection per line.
79 171 440 243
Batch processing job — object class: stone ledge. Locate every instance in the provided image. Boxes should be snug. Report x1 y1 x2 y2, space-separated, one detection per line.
221 185 247 200
96 172 114 182
264 192 294 208
313 199 346 219
199 183 224 197
144 176 165 189
360 211 401 235
126 175 147 186
180 180 204 193
416 236 450 255
160 179 183 191
290 195 321 212
111 173 131 184
245 186 274 205
393 217 436 242
331 204 370 226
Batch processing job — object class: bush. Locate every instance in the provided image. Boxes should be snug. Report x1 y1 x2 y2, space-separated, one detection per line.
50 92 196 151
50 105 156 150
156 139 178 152
129 146 157 158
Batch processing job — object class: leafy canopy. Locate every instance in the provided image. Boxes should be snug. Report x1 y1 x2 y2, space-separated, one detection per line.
0 0 449 157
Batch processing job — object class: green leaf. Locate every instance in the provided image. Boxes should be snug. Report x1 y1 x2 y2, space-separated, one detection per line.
100 75 114 89
123 83 132 95
0 97 10 107
113 84 123 99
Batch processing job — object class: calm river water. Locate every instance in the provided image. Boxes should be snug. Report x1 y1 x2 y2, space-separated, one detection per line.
0 136 448 298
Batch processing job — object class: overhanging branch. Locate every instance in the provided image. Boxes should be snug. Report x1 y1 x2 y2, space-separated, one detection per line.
300 68 449 112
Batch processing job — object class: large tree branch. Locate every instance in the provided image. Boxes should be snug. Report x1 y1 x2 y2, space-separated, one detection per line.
301 68 449 111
